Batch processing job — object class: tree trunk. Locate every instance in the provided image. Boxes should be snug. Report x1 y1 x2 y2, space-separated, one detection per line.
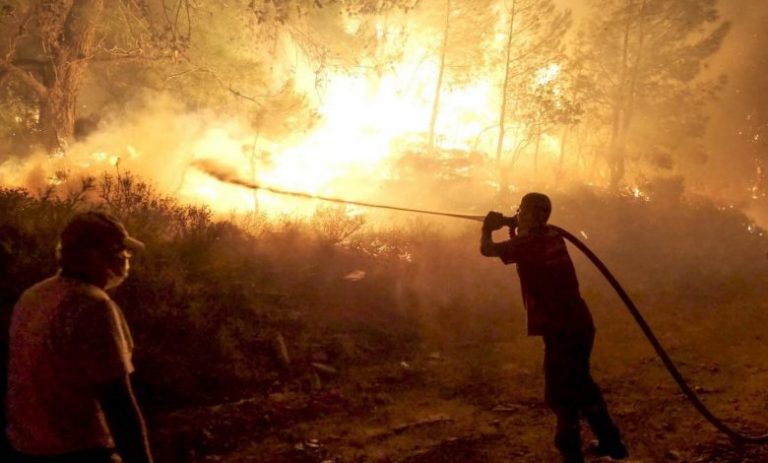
428 0 450 151
608 100 626 189
40 83 77 153
557 125 568 177
38 0 105 153
608 0 647 189
533 124 541 175
495 0 516 196
607 0 634 189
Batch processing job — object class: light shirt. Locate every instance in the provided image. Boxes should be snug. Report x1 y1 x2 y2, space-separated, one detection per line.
6 275 134 455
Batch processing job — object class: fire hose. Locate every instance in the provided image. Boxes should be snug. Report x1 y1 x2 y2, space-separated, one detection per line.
196 159 768 443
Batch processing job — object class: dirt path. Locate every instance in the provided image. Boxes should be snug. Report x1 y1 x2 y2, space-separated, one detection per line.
152 339 768 462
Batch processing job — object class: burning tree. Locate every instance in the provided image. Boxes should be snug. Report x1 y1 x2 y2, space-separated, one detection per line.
0 0 350 156
0 0 741 213
419 0 497 150
578 0 730 189
745 111 768 200
493 0 571 195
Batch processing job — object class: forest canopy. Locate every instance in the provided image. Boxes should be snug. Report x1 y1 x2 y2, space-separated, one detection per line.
0 0 763 218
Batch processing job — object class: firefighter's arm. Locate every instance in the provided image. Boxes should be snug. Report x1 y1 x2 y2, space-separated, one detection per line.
98 374 154 463
480 212 502 256
480 212 520 260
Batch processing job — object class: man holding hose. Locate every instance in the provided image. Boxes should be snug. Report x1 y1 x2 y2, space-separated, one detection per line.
481 192 628 463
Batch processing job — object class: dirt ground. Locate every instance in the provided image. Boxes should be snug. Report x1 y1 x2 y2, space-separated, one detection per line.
149 296 768 463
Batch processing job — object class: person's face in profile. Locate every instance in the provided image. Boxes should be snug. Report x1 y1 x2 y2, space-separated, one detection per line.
516 204 537 235
104 248 132 290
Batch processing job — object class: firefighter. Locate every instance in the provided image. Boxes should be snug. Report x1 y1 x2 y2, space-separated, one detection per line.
480 192 628 463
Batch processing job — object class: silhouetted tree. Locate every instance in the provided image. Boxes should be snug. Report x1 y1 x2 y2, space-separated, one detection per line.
493 0 570 194
579 0 729 188
423 0 496 150
0 0 197 153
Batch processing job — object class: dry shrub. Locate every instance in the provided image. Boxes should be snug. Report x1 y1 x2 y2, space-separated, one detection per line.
2 174 767 413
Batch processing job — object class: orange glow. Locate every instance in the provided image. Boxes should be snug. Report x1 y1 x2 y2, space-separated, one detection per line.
176 54 515 215
0 24 567 218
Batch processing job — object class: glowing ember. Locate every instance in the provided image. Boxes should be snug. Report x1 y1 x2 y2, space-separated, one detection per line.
343 270 367 281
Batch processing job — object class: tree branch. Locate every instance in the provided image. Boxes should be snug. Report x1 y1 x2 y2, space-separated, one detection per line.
11 58 48 68
0 69 10 88
170 51 270 106
0 60 48 97
90 50 156 62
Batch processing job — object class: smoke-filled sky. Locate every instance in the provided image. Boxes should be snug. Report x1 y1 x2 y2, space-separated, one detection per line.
705 0 768 183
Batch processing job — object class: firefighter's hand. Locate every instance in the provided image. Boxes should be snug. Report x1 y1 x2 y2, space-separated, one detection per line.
483 211 505 232
507 214 518 238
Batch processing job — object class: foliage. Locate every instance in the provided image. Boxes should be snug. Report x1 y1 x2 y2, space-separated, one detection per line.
0 0 427 158
3 171 768 417
576 0 730 187
406 0 497 85
490 0 573 191
0 80 41 156
0 0 196 151
310 205 365 245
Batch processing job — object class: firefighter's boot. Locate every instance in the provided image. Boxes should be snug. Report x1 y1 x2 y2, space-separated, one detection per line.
555 423 584 463
584 406 628 460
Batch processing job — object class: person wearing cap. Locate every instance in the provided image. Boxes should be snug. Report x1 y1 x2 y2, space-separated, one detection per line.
481 193 627 463
5 211 153 463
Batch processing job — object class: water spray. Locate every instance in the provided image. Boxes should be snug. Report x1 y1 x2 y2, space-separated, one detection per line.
192 159 485 221
194 158 768 444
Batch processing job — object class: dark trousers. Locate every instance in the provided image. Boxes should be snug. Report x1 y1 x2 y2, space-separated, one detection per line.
9 448 117 463
544 327 622 463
